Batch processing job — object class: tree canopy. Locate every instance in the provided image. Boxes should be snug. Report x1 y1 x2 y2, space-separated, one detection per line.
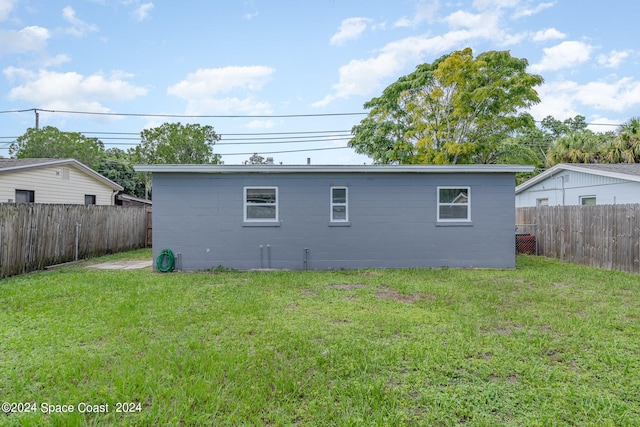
10 126 105 170
132 122 221 165
97 148 146 199
604 117 640 163
130 122 222 199
349 48 544 165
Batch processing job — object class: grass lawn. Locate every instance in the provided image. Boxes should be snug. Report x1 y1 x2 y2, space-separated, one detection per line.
1 250 639 426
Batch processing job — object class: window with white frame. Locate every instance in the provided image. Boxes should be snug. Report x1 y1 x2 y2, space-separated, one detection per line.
580 196 596 205
330 187 348 222
437 187 470 221
244 187 278 221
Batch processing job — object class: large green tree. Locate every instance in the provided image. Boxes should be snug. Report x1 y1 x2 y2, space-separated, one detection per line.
131 122 221 198
10 126 105 170
132 122 221 165
349 48 544 164
97 148 146 199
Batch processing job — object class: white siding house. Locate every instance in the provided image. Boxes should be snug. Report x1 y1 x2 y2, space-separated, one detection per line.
0 158 123 205
516 163 640 207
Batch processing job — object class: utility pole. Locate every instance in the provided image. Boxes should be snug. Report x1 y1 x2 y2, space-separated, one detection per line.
34 109 39 129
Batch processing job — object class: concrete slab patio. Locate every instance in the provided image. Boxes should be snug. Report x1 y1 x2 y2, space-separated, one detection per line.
86 260 153 270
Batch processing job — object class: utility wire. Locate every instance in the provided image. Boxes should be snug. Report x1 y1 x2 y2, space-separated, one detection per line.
0 108 625 127
4 108 367 119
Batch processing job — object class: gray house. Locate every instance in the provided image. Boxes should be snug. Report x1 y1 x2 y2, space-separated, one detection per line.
516 163 640 207
135 164 532 271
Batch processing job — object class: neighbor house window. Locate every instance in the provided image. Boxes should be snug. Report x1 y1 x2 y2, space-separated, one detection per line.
85 195 96 205
437 187 470 221
580 196 596 205
15 189 34 204
330 187 348 222
244 187 278 222
536 198 549 206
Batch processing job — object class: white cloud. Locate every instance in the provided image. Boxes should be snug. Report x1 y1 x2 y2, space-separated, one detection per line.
330 18 371 46
62 6 99 37
394 0 438 28
512 1 554 18
472 0 519 10
531 28 565 42
244 11 258 20
246 119 276 130
133 2 154 22
598 50 632 68
4 68 148 110
0 26 50 55
529 41 592 72
41 53 71 67
575 77 640 112
531 77 640 121
168 66 275 115
183 97 273 116
168 66 274 98
443 10 523 46
0 0 16 21
315 6 525 106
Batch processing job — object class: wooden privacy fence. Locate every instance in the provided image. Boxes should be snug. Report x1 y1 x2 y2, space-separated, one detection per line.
516 204 640 274
0 204 148 278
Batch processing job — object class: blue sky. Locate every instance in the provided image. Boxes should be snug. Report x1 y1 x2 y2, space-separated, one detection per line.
1 0 639 164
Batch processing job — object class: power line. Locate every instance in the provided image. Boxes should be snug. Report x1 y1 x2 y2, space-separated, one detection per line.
0 108 626 127
12 108 367 119
221 146 350 157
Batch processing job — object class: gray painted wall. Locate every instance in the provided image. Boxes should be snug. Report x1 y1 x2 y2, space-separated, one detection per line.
151 172 517 270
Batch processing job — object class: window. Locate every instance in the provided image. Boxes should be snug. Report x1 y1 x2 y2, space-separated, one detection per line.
85 195 96 205
437 187 470 221
580 196 596 205
244 187 278 222
330 187 348 222
15 189 34 204
536 198 549 206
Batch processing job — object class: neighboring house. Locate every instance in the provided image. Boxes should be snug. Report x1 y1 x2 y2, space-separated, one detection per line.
0 158 123 205
136 164 532 271
516 163 640 207
115 193 152 208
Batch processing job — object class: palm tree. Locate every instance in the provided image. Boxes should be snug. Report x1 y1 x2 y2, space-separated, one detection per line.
546 130 602 166
603 117 640 163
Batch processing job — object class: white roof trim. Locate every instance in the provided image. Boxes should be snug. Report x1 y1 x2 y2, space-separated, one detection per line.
0 158 123 191
516 163 640 194
135 164 534 174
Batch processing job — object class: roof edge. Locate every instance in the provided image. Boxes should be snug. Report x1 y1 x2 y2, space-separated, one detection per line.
516 163 640 194
134 164 535 174
0 158 123 191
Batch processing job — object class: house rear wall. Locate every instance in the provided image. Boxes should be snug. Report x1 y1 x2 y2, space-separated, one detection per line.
151 172 517 270
516 170 640 206
0 165 116 205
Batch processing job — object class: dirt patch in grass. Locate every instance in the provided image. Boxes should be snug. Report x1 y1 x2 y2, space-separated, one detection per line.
376 285 420 304
329 283 367 291
553 282 572 288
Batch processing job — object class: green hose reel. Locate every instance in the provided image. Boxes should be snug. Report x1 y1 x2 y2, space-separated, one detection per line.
156 248 175 272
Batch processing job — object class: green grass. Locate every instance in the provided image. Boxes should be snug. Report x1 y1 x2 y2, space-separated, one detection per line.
1 251 639 426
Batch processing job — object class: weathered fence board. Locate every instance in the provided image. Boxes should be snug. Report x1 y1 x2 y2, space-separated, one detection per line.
0 204 148 278
517 204 640 274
